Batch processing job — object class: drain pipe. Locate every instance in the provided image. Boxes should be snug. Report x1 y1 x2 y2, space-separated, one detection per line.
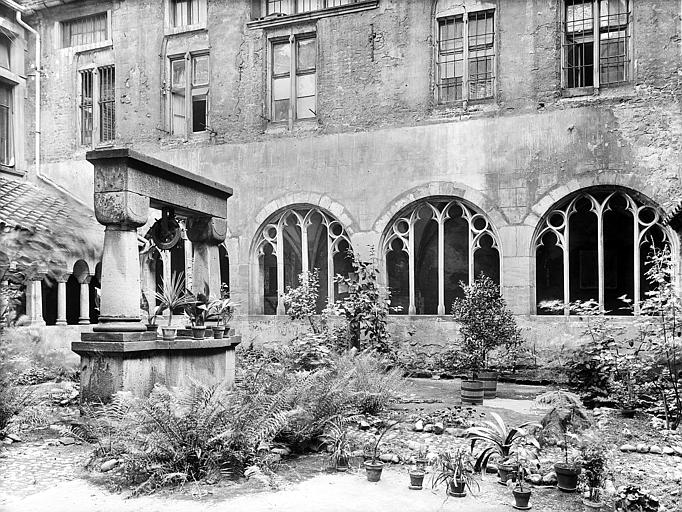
6 1 89 205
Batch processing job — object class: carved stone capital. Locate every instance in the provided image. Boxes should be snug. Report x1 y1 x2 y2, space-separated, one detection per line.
186 216 227 245
94 191 149 228
56 272 72 283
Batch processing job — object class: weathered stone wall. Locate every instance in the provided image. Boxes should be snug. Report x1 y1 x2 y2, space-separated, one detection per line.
21 0 682 366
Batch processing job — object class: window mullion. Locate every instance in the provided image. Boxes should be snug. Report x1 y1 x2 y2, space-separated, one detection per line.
289 33 295 129
597 207 605 312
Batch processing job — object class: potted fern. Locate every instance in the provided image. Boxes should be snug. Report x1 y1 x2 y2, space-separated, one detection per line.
451 274 522 402
155 272 192 341
363 420 400 482
431 448 479 498
208 292 238 339
320 419 354 472
185 292 209 339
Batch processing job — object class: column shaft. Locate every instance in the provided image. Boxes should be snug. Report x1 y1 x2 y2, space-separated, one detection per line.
79 282 90 325
56 280 67 325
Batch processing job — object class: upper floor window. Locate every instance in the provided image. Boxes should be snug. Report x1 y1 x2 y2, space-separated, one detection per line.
563 0 631 89
170 53 209 137
271 35 316 124
437 10 495 103
267 0 359 15
62 12 109 48
171 0 199 27
0 34 10 70
0 83 13 166
79 66 116 146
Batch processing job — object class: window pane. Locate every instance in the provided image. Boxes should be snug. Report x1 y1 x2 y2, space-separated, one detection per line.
172 91 186 135
273 77 290 101
193 55 209 86
296 95 315 119
566 1 593 34
273 99 289 121
172 59 186 88
600 0 628 27
0 83 10 165
267 0 291 15
468 11 495 100
172 0 198 26
297 0 320 12
599 0 629 85
297 38 316 72
0 35 10 69
80 70 93 145
273 43 291 76
296 73 315 97
192 94 207 132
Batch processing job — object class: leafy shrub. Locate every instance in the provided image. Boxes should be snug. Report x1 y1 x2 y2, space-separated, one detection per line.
615 485 659 512
451 274 522 372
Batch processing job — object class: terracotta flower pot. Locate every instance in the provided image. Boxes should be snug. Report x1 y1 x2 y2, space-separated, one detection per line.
146 323 158 332
498 461 518 485
364 461 384 482
191 326 206 339
447 479 467 497
583 498 603 512
161 327 177 341
554 463 581 492
212 326 225 339
409 470 425 490
512 487 532 509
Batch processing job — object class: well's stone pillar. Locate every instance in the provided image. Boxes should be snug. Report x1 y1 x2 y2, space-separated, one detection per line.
56 274 69 326
78 275 91 325
93 191 149 332
187 216 226 298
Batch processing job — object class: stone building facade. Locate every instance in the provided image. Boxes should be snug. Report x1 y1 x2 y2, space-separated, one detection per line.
9 0 682 366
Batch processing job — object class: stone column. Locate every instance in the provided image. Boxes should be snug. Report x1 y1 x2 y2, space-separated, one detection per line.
78 275 91 325
93 190 149 332
187 216 227 299
56 274 69 326
26 273 46 326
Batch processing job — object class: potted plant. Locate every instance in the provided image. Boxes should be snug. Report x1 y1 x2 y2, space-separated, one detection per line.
185 292 209 339
140 292 162 332
466 412 542 485
363 420 399 482
155 272 193 341
408 466 426 490
414 444 429 471
320 419 354 472
537 391 588 492
208 291 238 339
509 447 536 510
452 274 522 401
431 448 479 498
580 441 609 511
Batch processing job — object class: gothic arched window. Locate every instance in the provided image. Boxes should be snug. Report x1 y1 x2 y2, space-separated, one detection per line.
382 197 501 315
535 187 671 315
255 206 353 315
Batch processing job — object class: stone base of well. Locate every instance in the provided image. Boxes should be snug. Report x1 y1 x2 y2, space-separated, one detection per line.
72 334 241 402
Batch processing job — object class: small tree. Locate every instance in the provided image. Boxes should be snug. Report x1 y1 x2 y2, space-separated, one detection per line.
334 250 397 353
451 274 522 373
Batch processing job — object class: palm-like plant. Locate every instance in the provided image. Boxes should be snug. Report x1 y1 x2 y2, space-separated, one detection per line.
466 412 542 471
155 271 193 326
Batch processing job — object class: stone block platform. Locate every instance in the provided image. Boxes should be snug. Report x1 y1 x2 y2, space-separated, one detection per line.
72 335 241 402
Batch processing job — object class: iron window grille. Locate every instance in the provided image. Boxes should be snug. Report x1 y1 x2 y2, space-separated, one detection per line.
79 66 115 146
563 0 631 89
62 12 108 48
437 10 495 104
